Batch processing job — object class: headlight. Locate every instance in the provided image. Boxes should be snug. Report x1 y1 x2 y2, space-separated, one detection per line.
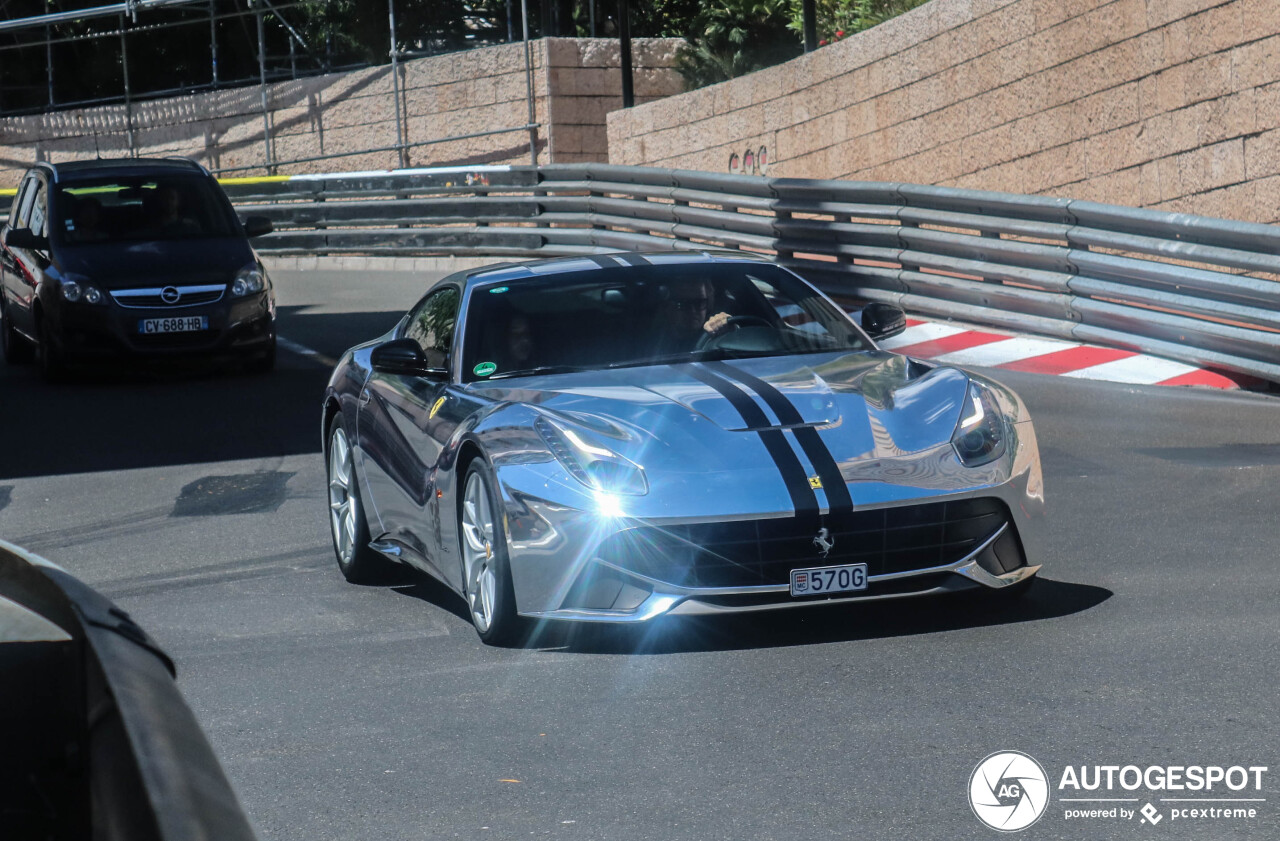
952 381 1006 466
231 265 266 297
60 277 107 305
535 416 648 496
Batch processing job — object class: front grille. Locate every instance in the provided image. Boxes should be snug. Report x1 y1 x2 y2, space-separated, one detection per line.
599 497 1021 589
111 285 225 309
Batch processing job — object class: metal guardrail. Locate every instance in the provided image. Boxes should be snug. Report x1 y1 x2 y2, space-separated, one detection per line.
5 164 1278 381
219 164 1280 383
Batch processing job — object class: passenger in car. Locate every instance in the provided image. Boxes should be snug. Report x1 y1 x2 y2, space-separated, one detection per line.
69 197 109 243
506 314 535 369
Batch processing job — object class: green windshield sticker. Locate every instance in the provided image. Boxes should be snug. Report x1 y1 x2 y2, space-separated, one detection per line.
473 361 498 377
489 286 509 294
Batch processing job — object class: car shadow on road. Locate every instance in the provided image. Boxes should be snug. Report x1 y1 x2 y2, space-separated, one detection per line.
387 570 475 625
0 306 399 481
524 578 1112 654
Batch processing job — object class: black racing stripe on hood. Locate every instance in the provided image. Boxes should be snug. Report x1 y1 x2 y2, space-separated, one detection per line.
674 363 819 517
586 254 619 269
613 252 650 266
705 361 854 512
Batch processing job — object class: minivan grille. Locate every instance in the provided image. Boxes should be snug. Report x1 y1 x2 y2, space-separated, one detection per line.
111 284 225 309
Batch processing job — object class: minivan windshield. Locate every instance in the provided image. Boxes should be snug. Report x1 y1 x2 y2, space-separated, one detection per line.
54 175 237 244
462 262 870 382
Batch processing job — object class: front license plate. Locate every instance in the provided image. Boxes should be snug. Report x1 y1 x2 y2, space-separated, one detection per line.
138 316 208 334
791 563 868 597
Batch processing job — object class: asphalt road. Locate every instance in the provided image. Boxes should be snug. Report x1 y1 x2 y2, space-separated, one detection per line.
2 269 1278 840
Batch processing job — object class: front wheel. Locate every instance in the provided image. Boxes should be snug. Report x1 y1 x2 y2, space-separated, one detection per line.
37 318 67 383
326 414 394 583
1 298 35 364
459 459 524 646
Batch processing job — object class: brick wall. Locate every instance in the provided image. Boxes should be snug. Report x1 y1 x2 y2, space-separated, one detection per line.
607 0 1280 224
0 37 682 188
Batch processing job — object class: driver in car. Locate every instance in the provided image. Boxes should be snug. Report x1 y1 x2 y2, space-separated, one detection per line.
656 279 733 353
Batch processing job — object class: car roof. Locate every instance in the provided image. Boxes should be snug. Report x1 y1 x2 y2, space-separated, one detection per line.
461 251 776 287
37 157 207 184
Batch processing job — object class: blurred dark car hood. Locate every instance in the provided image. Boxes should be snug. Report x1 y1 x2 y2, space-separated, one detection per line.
55 237 253 289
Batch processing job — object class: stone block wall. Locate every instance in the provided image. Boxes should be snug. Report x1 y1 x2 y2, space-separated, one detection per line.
607 0 1280 224
0 37 682 188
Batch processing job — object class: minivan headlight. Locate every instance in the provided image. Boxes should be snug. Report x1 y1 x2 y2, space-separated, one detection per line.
60 276 106 305
231 265 266 297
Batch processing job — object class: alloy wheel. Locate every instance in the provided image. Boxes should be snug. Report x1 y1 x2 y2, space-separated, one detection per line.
328 426 358 567
460 470 498 633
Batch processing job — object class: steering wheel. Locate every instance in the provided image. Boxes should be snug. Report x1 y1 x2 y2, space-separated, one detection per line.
696 315 773 349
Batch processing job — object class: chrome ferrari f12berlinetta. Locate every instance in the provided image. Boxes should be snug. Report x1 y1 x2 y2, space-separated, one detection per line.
322 252 1045 644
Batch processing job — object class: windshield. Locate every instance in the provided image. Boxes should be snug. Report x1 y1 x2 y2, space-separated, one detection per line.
53 175 238 244
462 262 869 382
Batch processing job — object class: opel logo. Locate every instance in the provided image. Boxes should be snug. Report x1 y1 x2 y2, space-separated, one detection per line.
160 286 181 304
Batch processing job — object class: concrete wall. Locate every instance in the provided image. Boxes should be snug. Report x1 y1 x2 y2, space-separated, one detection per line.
0 37 682 188
608 0 1280 224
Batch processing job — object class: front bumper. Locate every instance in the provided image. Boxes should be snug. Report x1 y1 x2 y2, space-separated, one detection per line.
49 291 275 359
500 421 1047 623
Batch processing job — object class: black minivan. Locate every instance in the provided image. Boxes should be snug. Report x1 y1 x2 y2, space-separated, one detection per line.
0 158 275 380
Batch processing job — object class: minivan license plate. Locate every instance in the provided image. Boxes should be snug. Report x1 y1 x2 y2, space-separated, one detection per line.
790 563 868 597
139 316 208 334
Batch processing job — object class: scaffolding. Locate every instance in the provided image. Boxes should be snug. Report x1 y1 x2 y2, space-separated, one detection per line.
0 0 541 172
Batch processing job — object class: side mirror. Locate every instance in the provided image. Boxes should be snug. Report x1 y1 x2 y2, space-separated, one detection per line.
241 216 273 238
4 227 49 250
370 338 449 379
860 302 906 340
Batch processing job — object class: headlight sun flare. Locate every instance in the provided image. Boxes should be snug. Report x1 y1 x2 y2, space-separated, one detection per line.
535 416 648 496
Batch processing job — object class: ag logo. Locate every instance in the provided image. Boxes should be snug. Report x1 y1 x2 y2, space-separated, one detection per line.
969 751 1049 832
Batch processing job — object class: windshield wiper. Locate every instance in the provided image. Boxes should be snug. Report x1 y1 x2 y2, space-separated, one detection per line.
603 350 740 370
486 364 590 380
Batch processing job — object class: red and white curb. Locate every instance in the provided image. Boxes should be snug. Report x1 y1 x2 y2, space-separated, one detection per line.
880 319 1239 389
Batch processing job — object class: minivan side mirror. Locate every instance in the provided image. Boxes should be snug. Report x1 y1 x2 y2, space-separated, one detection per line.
241 216 273 238
370 338 449 379
4 228 49 251
860 302 907 340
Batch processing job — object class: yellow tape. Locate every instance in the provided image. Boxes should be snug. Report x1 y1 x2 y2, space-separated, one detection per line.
0 188 16 197
217 176 293 185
